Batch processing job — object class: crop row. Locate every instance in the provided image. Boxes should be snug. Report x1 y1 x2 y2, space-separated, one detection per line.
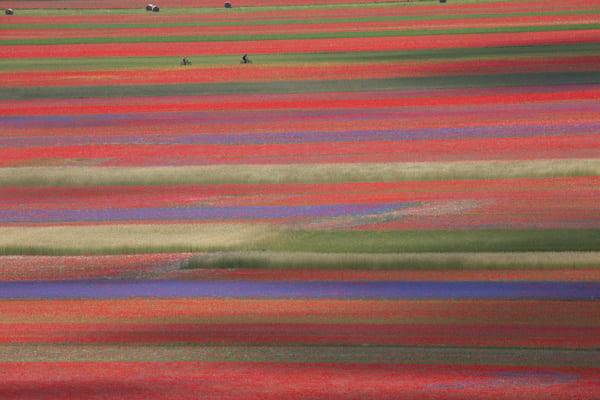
2 56 599 88
3 322 600 347
3 30 600 58
3 251 600 280
1 361 599 399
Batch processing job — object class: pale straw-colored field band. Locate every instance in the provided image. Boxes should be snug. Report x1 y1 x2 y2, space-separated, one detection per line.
1 159 599 186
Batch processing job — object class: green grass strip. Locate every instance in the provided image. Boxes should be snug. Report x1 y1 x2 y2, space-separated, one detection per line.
1 159 599 187
2 44 598 71
181 251 600 270
3 9 598 30
1 344 597 366
3 23 599 45
2 72 600 100
257 229 600 253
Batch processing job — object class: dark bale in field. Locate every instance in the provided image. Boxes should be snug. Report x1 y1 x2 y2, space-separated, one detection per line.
5 8 14 15
439 0 446 2
146 4 154 10
224 2 232 8
152 5 160 11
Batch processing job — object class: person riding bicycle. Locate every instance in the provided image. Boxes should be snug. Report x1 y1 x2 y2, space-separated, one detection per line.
241 54 251 64
181 57 191 66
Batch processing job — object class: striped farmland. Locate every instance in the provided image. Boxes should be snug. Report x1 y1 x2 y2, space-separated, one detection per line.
1 0 600 398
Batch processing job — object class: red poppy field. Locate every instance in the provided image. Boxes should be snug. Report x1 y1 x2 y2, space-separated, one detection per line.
1 0 600 398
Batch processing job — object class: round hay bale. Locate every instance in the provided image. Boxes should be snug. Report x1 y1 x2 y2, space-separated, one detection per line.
5 8 14 15
224 2 232 8
151 5 160 11
146 4 154 10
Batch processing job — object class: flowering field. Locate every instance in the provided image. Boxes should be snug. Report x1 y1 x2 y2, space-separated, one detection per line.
1 0 600 398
